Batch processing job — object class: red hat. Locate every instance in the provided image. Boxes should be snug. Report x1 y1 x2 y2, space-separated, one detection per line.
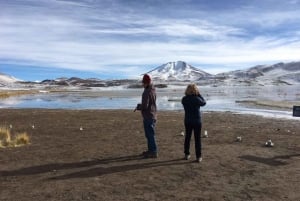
142 74 151 84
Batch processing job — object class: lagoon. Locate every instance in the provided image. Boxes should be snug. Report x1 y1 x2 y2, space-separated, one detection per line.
0 85 299 120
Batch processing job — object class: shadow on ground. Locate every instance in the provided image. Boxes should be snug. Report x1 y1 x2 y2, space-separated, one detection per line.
0 154 191 180
239 154 300 166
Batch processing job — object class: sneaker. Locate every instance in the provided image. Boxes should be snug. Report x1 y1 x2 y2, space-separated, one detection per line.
196 157 202 163
184 154 191 160
143 152 158 158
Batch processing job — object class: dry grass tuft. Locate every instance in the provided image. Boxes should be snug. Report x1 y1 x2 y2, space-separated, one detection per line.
0 126 11 147
0 90 38 99
14 132 30 146
0 126 30 148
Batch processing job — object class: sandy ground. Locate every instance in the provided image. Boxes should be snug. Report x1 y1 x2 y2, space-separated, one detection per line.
0 109 300 201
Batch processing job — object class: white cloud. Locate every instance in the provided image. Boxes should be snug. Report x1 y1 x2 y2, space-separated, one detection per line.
1 0 300 78
249 11 300 28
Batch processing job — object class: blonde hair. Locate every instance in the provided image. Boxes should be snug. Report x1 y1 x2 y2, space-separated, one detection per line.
185 83 200 96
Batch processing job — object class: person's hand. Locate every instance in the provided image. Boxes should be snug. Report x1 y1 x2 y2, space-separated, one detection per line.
134 103 142 112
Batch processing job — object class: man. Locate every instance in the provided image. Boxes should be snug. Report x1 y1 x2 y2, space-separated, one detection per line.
135 74 158 158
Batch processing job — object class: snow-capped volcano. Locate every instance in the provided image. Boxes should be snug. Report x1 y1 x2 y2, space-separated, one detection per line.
146 61 211 81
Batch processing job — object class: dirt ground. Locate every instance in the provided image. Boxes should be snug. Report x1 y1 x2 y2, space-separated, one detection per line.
0 109 299 201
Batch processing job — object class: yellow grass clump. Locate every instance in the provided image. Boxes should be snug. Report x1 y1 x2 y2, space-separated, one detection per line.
0 126 11 147
0 90 38 99
14 132 30 146
0 126 30 148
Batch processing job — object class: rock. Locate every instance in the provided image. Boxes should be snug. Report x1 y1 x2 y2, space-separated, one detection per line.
203 130 208 138
236 136 242 142
265 139 274 147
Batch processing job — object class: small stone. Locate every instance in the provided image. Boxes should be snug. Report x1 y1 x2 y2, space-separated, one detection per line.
265 139 274 147
203 130 208 138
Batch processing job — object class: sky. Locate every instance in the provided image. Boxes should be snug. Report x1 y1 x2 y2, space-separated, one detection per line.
1 0 300 81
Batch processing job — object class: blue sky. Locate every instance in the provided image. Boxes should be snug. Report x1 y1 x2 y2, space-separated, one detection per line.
1 0 300 81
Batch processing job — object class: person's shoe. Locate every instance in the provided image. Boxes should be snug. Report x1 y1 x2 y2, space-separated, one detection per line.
141 151 149 156
184 154 191 160
143 152 158 158
196 157 202 163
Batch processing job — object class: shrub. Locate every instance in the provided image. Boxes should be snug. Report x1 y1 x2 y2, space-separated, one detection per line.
14 132 30 146
0 127 11 147
0 126 30 148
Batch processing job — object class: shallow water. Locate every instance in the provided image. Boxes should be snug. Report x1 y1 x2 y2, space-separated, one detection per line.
0 85 299 120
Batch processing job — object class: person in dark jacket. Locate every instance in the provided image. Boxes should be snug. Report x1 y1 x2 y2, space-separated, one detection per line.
135 74 158 158
182 84 206 162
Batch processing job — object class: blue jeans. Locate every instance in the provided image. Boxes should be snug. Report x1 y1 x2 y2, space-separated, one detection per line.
143 119 157 153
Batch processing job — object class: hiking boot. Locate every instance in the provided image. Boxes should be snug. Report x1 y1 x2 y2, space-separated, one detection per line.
184 154 191 160
143 152 158 158
196 157 202 163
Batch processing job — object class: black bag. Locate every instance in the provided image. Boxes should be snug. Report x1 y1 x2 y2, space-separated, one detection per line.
136 103 142 110
293 106 300 117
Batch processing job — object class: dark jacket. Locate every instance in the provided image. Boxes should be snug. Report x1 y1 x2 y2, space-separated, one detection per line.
182 94 206 123
141 84 157 120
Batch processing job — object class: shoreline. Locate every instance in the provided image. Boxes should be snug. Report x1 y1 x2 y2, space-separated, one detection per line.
1 108 299 121
236 100 300 110
0 90 39 99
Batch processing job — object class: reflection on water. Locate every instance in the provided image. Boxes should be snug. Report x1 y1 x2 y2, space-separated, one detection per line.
0 93 140 110
0 85 299 119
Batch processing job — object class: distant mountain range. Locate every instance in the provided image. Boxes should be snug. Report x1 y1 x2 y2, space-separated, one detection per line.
215 61 300 86
40 77 137 87
1 61 300 87
147 60 300 86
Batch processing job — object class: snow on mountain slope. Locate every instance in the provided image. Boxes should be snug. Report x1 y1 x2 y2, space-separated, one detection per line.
216 61 300 85
0 73 20 86
146 61 211 81
257 62 300 85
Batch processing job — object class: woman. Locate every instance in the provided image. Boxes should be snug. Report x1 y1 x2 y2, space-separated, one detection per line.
182 84 206 162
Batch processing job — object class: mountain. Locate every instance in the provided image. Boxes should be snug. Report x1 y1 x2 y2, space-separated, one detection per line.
144 61 300 85
40 77 138 87
0 72 20 86
216 61 300 85
2 61 299 88
146 61 212 81
40 77 106 87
